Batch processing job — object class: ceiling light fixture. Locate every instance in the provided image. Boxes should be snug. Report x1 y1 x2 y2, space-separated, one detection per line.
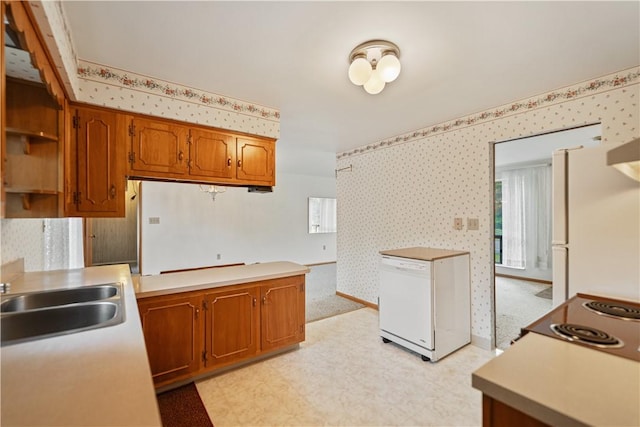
199 184 226 201
348 40 401 95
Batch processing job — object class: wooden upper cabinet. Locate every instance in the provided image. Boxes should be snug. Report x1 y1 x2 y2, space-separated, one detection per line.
129 117 189 178
66 104 125 217
126 114 276 186
189 128 235 180
236 137 275 185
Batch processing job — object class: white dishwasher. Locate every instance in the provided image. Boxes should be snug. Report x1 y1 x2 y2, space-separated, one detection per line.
379 247 471 362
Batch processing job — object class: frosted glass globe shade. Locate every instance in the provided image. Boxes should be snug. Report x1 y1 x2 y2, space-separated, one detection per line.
377 53 401 83
363 70 385 94
348 57 373 86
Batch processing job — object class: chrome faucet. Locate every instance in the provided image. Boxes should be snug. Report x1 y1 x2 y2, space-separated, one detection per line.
0 283 10 294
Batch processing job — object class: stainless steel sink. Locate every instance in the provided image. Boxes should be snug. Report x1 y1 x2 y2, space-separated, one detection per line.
1 302 122 345
0 283 125 346
0 284 120 313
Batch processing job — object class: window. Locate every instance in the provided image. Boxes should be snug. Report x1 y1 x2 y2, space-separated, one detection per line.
308 197 337 233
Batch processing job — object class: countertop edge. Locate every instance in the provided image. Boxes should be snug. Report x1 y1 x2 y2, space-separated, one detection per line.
471 372 586 427
379 247 470 261
1 264 162 426
135 261 310 299
472 333 640 427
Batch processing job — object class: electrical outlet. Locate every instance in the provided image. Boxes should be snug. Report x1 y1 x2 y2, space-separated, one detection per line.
454 218 464 230
148 217 160 225
467 218 479 231
216 254 221 260
323 245 326 250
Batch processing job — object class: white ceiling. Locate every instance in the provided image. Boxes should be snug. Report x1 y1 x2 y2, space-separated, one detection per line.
62 1 639 154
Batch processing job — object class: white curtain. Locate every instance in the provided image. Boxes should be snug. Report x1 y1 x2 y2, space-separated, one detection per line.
501 165 552 270
43 218 84 270
528 166 552 269
501 170 526 268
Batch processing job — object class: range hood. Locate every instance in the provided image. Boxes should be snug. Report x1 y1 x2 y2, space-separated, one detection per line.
607 137 640 181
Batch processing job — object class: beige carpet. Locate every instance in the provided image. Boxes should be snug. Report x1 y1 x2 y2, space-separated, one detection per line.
305 263 365 323
306 293 364 323
496 276 553 349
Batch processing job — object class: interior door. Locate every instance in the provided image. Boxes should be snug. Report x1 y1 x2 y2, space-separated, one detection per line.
85 182 138 270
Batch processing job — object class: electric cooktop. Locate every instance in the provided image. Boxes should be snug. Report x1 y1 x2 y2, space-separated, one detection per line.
522 293 640 362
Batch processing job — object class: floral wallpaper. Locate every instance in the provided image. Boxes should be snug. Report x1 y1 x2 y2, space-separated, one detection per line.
338 68 640 159
336 67 640 348
76 60 280 139
25 2 281 137
1 219 44 272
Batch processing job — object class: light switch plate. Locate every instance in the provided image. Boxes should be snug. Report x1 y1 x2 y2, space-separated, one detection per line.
454 218 464 230
148 217 160 225
467 218 479 230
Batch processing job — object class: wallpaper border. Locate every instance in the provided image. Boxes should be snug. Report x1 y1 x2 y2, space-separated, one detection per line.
337 67 640 159
77 60 280 122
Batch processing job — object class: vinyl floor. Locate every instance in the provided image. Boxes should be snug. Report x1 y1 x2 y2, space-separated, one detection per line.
196 308 496 426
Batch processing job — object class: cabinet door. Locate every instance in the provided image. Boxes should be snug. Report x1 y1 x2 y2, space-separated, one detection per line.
204 286 259 369
189 128 235 180
236 137 275 185
260 276 305 352
138 294 203 387
129 117 189 178
67 106 125 217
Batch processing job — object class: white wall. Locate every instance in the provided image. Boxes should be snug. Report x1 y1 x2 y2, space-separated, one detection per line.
335 68 640 347
140 148 336 275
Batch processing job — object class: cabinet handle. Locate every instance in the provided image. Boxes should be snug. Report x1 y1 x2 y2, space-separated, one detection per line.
253 297 257 307
179 151 184 161
227 157 232 167
237 159 242 167
110 185 116 199
195 308 199 318
262 296 267 305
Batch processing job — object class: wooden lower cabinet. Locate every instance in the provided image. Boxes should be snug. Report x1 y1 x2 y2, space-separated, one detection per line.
204 285 259 369
261 276 305 352
137 292 203 388
482 395 551 427
137 275 305 388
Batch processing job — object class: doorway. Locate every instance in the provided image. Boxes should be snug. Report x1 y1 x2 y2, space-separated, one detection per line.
84 181 139 273
493 124 601 349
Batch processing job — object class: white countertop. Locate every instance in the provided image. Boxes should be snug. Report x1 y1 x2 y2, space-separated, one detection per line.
1 264 161 427
472 333 640 427
379 247 469 261
134 261 310 298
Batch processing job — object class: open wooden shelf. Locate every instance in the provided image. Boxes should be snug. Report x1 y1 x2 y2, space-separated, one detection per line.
5 127 58 142
4 187 58 195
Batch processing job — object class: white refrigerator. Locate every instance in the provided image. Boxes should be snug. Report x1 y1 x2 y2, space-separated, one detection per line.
551 144 640 307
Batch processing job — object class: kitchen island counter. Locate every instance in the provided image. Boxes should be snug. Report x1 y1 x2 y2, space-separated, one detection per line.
472 332 640 427
134 261 310 298
1 264 161 427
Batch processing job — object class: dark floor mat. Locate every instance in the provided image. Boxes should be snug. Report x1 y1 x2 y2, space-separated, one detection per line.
156 382 213 427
